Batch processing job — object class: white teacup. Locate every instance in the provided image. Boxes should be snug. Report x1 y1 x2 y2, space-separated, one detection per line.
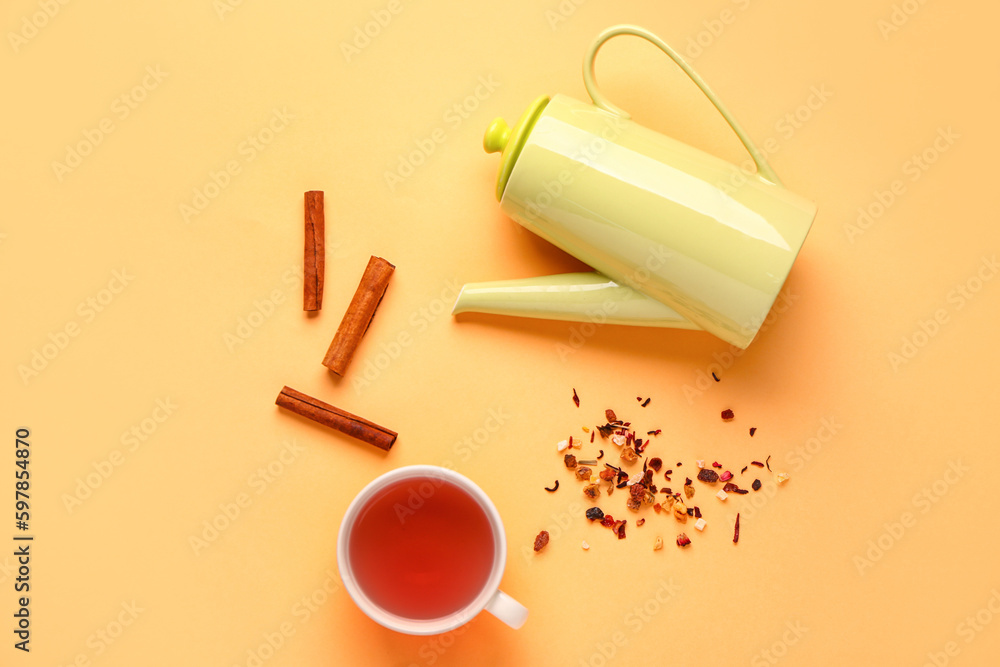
337 465 528 635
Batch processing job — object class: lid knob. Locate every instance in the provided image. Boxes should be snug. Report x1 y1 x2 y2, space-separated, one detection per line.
483 118 510 154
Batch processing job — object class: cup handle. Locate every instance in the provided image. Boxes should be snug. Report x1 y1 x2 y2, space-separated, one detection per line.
484 589 528 629
582 24 784 186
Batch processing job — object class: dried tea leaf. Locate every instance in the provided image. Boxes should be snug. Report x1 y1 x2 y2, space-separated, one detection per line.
697 469 719 483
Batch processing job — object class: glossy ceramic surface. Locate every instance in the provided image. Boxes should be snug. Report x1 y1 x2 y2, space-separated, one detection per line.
462 25 816 348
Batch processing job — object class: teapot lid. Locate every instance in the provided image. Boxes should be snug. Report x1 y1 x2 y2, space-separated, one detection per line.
483 95 549 201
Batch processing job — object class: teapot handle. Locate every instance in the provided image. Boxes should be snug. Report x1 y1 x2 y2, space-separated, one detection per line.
583 25 783 186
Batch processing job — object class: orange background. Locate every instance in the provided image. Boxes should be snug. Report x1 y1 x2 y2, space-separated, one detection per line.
3 0 999 665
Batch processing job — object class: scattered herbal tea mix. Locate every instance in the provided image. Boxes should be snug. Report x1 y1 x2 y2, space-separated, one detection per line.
533 390 790 552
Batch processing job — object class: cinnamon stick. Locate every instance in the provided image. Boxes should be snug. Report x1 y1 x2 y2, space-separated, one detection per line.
275 386 396 451
322 255 394 375
303 190 325 311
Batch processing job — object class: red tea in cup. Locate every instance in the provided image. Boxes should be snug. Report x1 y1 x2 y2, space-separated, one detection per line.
347 476 496 620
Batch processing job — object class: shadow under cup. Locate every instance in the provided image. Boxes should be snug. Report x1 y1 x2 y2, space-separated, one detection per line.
337 466 509 635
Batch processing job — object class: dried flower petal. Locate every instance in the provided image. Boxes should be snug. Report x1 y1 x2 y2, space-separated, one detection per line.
712 372 720 382
712 461 722 469
733 513 740 544
533 531 550 552
641 398 651 407
749 427 757 436
676 533 691 547
719 471 733 482
765 455 772 471
751 461 765 468
648 457 662 472
615 520 627 539
544 480 559 492
637 518 646 526
572 388 580 407
600 515 615 527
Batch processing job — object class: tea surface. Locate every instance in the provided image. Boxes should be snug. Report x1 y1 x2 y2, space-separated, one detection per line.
349 477 496 620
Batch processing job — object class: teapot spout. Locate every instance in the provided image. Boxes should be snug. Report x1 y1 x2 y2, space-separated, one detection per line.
452 272 700 330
